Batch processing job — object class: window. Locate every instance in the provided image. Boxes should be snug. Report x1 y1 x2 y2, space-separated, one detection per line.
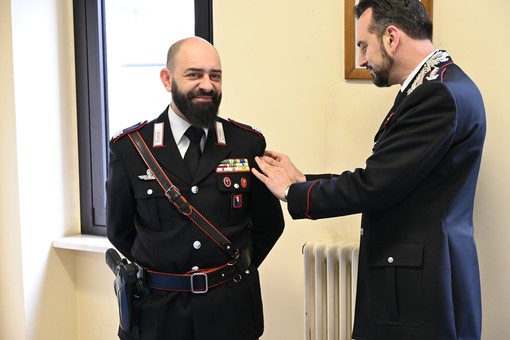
73 0 213 235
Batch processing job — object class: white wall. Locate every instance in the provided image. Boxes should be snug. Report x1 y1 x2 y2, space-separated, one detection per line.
1 0 80 338
1 0 510 339
0 0 26 338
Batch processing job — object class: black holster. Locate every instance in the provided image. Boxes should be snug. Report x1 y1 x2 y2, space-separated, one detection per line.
105 248 140 331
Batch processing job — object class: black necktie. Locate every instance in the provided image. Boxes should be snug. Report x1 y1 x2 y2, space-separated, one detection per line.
184 126 204 176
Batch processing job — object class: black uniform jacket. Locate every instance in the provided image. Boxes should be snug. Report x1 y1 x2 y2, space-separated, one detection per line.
287 51 485 340
106 109 284 340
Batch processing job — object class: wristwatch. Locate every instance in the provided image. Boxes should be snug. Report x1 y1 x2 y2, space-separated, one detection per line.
284 186 290 201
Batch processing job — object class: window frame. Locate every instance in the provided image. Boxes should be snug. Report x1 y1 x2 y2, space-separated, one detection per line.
73 0 213 235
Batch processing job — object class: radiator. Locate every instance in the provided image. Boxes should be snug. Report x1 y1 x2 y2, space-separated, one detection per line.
303 242 359 340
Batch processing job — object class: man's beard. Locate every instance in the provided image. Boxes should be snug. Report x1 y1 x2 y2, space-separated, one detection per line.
171 80 222 127
369 40 394 88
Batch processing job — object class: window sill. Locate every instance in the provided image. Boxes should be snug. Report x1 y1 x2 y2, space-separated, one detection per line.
52 234 113 253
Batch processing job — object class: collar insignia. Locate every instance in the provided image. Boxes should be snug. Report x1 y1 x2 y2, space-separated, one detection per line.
407 50 452 96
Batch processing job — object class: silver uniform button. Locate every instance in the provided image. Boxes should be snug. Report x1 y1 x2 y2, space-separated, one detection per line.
193 241 201 249
387 257 394 264
147 189 153 195
360 228 364 236
234 183 240 189
191 266 199 271
191 186 199 194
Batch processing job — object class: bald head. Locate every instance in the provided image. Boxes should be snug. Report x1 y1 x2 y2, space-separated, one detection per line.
165 37 221 72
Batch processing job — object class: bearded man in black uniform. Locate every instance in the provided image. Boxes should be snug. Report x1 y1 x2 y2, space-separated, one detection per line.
106 36 284 340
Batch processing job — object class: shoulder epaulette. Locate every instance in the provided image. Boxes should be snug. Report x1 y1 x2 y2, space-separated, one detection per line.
228 118 264 138
112 121 148 143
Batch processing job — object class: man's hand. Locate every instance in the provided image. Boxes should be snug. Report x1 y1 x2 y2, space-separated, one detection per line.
252 150 306 201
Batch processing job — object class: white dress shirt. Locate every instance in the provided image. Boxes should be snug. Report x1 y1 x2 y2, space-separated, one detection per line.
167 104 208 158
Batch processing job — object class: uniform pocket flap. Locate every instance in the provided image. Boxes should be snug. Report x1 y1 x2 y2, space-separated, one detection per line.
369 242 424 267
133 181 165 199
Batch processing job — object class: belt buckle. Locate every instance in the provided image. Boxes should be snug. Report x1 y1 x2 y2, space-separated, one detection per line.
190 272 208 294
165 185 191 216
